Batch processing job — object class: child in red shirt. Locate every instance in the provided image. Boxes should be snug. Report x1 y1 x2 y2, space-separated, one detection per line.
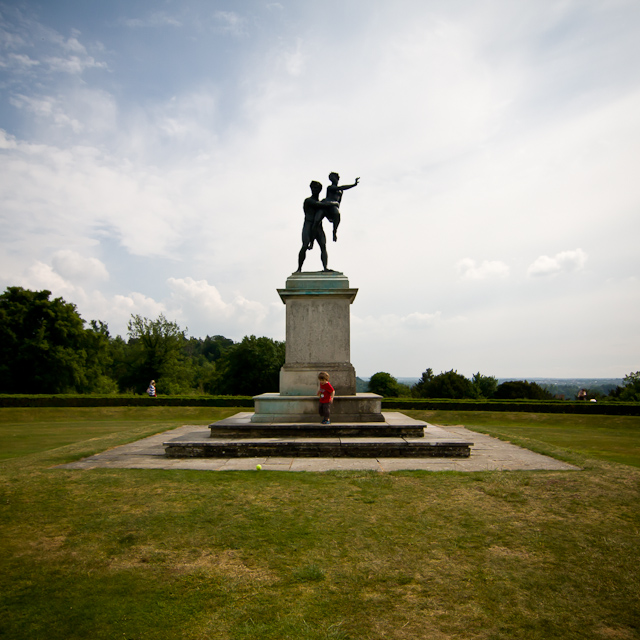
317 371 335 425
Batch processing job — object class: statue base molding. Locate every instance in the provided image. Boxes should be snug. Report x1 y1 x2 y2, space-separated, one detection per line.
251 392 384 423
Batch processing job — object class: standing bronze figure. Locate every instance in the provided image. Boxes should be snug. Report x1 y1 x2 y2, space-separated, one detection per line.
296 181 338 272
296 175 360 272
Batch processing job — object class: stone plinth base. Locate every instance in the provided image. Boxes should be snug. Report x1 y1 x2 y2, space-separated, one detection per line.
211 412 425 438
250 392 384 423
162 412 474 459
280 363 356 397
278 271 358 396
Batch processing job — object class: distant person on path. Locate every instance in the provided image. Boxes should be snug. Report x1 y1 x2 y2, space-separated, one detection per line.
147 380 157 398
296 181 339 272
317 371 335 425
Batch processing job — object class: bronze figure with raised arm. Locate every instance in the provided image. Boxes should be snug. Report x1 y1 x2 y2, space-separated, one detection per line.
310 172 359 245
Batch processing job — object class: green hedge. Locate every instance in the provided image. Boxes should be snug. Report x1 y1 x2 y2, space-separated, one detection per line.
0 395 254 408
381 398 640 416
0 395 638 416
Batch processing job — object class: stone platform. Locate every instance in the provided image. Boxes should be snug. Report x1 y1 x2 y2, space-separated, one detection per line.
58 422 579 472
163 412 474 459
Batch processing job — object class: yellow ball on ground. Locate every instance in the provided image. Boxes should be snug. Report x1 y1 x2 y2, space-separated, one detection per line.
256 464 262 470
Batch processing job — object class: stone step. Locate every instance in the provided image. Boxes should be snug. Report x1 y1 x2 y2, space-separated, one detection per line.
164 437 473 459
210 411 426 437
209 422 425 438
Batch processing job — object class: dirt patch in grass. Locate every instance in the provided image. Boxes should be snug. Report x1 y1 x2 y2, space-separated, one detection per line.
109 547 278 583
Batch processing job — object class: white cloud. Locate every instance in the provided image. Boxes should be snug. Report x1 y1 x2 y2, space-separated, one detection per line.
51 250 109 283
7 53 39 68
10 259 159 332
527 249 588 277
0 133 193 259
213 11 246 36
20 261 78 298
0 129 17 149
109 293 168 332
43 54 107 75
282 39 305 77
60 36 87 55
166 277 282 339
457 258 510 281
9 94 84 132
352 311 441 336
167 277 231 317
121 13 182 28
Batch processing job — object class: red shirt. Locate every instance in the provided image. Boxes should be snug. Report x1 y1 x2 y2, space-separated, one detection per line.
318 381 335 403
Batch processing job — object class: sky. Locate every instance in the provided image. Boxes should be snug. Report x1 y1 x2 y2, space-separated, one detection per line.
0 0 639 379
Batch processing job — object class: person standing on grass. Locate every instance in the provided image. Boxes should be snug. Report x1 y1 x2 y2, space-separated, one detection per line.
147 380 157 398
317 371 335 425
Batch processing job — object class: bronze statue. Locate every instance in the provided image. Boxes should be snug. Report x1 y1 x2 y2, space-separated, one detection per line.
315 172 360 243
296 181 339 272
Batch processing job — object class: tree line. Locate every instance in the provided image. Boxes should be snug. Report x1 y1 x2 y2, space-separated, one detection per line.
0 287 284 396
368 369 640 401
1 287 638 400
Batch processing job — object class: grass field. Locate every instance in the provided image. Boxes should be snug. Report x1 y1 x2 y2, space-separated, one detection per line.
405 409 640 468
1 407 639 639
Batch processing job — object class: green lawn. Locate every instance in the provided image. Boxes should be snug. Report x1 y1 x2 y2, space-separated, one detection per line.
405 409 640 468
1 407 639 640
0 406 237 460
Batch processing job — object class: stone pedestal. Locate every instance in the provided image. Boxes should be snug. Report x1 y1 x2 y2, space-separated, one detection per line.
278 271 357 396
250 270 385 423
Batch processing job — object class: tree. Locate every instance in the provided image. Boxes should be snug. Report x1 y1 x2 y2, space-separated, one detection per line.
368 372 400 397
84 320 119 393
411 368 434 397
608 371 640 401
494 380 554 400
185 335 234 363
182 335 235 394
412 369 475 399
217 335 285 396
471 372 498 399
121 314 191 394
0 287 108 393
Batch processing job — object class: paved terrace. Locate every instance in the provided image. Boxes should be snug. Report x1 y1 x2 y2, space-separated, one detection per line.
58 422 579 472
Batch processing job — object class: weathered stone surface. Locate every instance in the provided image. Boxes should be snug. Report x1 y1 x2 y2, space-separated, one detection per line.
164 438 473 459
58 421 580 472
277 271 357 396
251 392 384 423
163 411 473 459
211 409 424 437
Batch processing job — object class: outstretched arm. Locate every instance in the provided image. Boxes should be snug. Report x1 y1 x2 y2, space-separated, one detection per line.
338 177 360 190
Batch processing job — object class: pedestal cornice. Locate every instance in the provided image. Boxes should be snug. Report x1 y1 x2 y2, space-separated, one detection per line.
278 271 358 304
